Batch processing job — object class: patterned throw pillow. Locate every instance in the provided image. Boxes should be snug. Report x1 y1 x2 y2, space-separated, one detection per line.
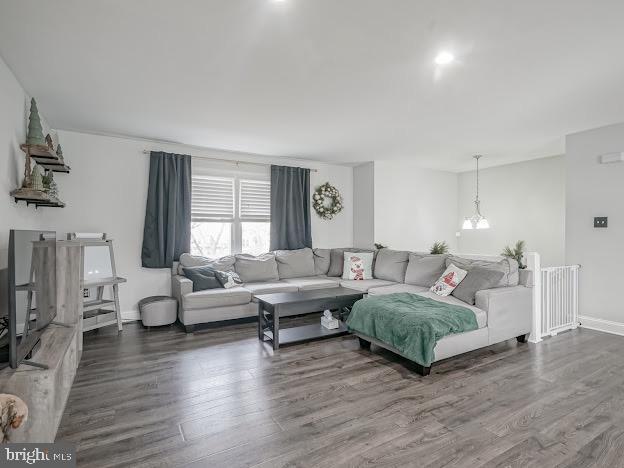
215 270 243 289
430 264 468 296
342 252 374 280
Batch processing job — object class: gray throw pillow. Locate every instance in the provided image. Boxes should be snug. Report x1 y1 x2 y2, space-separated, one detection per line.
446 256 519 287
234 253 280 283
182 266 222 292
178 253 236 276
274 248 315 279
374 249 409 282
313 248 331 275
404 253 448 287
451 266 505 305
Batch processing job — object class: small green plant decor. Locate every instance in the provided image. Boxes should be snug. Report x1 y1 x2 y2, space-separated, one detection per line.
501 240 526 269
430 241 449 255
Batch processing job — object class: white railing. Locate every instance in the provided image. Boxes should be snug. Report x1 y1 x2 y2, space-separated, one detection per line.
527 252 580 343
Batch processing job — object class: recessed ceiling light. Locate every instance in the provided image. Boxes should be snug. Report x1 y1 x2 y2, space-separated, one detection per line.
434 51 455 65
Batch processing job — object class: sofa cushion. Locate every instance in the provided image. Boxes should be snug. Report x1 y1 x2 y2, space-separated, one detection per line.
418 291 488 329
328 248 376 277
367 283 429 296
313 248 331 275
324 276 343 283
340 279 396 292
374 249 409 282
235 253 279 283
181 265 222 292
445 256 519 287
182 287 251 310
282 276 340 291
178 253 236 276
451 266 505 305
243 281 299 295
274 248 315 279
404 254 448 287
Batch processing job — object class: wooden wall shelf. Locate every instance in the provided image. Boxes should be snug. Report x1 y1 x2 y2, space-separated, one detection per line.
13 196 66 209
21 144 70 174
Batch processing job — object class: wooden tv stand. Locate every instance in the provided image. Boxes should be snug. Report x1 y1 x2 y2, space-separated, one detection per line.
0 241 83 442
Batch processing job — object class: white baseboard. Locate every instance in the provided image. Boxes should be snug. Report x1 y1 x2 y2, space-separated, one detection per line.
121 310 140 322
579 315 624 337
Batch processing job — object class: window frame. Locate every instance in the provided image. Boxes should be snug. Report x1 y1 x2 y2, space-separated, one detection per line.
191 169 270 256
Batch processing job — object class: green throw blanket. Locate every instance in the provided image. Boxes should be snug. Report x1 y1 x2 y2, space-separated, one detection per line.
346 293 479 367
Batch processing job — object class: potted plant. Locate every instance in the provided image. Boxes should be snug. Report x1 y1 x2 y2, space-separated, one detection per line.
501 240 526 269
430 241 449 255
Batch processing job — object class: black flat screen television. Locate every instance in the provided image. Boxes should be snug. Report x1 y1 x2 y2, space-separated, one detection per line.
5 230 57 368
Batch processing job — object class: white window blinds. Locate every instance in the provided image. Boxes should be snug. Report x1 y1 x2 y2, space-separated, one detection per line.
239 180 271 221
191 176 235 221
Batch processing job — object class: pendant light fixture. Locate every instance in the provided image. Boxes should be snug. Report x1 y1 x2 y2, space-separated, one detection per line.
462 155 490 230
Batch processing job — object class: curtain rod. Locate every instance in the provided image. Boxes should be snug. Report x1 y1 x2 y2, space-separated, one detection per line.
141 150 318 172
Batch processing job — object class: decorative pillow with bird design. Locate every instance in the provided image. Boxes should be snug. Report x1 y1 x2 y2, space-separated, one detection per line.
430 264 467 296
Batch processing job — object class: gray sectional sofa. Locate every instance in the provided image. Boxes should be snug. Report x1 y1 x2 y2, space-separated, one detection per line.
171 247 533 360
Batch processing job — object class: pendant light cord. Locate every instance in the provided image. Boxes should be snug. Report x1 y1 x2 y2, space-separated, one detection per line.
474 155 482 214
475 155 480 203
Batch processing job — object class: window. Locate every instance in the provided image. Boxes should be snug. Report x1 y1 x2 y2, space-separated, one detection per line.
191 174 270 257
239 179 271 255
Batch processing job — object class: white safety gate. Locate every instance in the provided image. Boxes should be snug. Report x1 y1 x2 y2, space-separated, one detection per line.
526 253 580 343
540 266 580 337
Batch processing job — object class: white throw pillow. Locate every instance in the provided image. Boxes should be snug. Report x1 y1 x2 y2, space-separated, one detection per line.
342 252 374 280
430 264 468 296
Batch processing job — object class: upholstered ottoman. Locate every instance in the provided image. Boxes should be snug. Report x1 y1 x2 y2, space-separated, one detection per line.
139 296 178 327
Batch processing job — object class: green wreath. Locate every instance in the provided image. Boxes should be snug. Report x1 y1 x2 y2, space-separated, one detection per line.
313 182 343 220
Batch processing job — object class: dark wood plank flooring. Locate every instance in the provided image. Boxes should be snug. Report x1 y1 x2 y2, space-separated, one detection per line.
57 316 624 467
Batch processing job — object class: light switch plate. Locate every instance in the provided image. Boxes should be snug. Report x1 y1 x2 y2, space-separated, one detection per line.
594 217 608 228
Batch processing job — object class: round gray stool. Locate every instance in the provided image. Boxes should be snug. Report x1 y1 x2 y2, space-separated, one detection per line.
139 296 177 327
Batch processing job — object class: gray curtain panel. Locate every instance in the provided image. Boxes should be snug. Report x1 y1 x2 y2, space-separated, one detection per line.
141 151 192 268
270 165 312 251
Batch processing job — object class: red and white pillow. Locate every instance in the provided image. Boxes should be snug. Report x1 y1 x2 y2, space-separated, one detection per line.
430 264 467 296
342 252 374 280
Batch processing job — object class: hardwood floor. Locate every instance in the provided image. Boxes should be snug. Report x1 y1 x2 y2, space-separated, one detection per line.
57 317 624 467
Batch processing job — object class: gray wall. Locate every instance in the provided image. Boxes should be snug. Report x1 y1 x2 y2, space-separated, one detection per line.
353 162 374 248
42 130 356 319
374 161 458 252
566 122 624 328
0 55 41 269
457 155 565 267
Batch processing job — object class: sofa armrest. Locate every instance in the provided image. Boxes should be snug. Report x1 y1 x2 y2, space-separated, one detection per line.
172 275 193 303
476 286 532 344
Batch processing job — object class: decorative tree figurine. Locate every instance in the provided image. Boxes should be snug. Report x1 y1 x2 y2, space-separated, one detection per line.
56 143 64 162
49 178 59 200
30 165 44 192
43 172 59 200
25 98 46 146
10 98 54 202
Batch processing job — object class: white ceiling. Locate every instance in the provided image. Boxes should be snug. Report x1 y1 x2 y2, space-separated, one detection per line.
1 0 624 171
